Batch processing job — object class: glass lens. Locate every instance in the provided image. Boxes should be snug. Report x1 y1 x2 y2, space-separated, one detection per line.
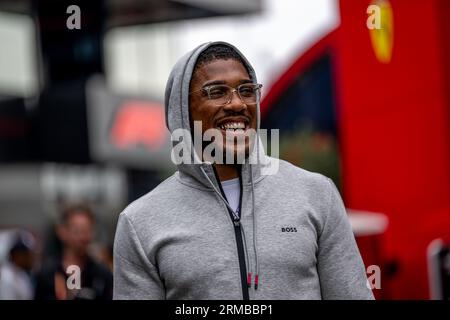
207 85 228 100
238 84 258 104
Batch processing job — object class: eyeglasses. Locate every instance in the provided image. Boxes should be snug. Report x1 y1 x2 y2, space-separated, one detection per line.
190 83 263 106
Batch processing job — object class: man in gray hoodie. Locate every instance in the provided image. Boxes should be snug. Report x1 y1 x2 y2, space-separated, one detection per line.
113 41 374 300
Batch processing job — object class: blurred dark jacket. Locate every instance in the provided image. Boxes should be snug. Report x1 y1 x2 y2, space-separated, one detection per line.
34 256 112 300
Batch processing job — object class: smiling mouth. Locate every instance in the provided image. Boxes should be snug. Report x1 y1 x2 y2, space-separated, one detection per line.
219 121 247 132
215 118 250 134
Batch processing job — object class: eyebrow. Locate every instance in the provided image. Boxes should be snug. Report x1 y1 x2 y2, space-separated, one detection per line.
202 79 253 88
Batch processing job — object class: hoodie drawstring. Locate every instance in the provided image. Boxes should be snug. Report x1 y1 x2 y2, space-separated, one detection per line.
199 164 259 291
200 166 238 219
249 164 259 290
239 223 253 288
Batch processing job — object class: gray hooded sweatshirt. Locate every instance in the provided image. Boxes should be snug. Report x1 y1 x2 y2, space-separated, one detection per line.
113 41 374 300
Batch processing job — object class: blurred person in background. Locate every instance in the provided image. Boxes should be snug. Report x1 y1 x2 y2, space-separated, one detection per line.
0 231 37 300
34 205 113 300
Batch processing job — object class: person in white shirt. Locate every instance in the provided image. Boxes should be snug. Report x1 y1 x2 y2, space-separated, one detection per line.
0 231 36 300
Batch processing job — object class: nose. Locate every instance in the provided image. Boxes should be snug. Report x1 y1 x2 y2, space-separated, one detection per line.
223 89 246 112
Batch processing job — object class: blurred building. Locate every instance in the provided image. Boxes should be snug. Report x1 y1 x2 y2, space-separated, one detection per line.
261 0 450 299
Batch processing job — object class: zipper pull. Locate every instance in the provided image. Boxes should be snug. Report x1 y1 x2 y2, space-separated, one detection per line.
247 272 252 288
254 274 259 290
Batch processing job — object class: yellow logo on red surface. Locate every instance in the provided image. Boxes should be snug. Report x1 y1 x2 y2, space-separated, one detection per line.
367 0 394 64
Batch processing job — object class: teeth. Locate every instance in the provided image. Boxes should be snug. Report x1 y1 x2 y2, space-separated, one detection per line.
219 122 246 130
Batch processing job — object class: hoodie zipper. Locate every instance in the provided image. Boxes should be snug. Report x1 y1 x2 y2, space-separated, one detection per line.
212 165 250 300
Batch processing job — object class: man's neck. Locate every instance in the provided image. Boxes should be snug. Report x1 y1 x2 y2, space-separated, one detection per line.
215 164 239 181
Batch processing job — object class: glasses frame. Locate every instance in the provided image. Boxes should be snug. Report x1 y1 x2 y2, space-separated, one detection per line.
189 83 263 106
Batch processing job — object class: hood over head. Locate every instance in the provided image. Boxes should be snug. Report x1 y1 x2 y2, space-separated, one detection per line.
164 41 268 189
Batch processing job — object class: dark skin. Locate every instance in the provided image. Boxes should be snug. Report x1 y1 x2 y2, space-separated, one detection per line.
189 59 257 181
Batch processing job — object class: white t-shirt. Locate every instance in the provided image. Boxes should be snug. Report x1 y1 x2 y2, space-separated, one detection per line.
0 262 34 300
221 178 241 217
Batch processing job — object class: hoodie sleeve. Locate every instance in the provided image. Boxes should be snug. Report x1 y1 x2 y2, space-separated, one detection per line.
113 212 165 300
316 178 375 300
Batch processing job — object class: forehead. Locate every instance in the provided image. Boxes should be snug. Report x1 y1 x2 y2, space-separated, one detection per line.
192 59 251 86
65 212 93 226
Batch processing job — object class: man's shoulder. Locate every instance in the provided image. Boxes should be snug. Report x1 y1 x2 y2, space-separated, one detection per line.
273 158 331 189
267 159 342 226
120 172 184 221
